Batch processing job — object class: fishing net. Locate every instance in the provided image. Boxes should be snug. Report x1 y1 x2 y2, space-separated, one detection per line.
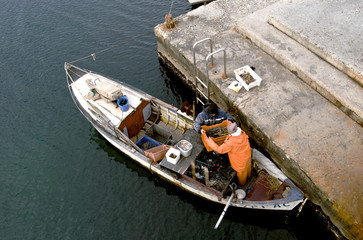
252 161 280 191
245 170 283 201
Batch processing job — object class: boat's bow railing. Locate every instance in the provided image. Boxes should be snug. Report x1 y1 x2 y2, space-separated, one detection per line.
65 62 90 85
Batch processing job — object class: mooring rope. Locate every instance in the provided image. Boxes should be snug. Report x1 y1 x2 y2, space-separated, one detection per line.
69 0 176 64
169 0 174 14
69 30 153 64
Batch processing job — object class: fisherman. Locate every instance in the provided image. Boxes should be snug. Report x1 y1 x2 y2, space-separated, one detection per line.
193 102 233 133
201 122 251 185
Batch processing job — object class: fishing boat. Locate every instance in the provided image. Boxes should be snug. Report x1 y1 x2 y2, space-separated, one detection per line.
65 62 305 225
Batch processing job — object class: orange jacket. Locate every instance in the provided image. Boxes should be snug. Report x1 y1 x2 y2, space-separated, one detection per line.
204 130 251 173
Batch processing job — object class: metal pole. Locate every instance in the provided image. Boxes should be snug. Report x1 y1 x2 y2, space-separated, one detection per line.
214 192 234 229
205 48 227 103
193 38 213 105
296 197 308 218
193 38 213 77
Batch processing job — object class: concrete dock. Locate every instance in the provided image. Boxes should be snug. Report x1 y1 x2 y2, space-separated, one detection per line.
154 0 362 239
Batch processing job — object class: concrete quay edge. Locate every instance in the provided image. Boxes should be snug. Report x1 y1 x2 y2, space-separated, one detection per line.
154 0 363 239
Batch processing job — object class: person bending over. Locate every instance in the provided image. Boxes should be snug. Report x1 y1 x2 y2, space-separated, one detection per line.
201 122 251 185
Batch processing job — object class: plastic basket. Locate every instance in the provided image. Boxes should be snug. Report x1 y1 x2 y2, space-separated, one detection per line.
201 120 230 152
136 136 161 150
165 147 181 165
176 139 192 157
234 65 262 91
145 145 172 162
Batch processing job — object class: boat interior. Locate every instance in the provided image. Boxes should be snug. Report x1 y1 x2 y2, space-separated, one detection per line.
69 69 293 202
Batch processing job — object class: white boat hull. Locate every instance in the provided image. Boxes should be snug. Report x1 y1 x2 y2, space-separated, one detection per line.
65 63 305 212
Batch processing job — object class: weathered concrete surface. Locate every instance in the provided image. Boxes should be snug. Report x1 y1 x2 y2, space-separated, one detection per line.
267 0 363 86
236 1 363 126
154 0 363 239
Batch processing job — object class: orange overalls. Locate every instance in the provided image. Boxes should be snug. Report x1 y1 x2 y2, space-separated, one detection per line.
204 130 251 185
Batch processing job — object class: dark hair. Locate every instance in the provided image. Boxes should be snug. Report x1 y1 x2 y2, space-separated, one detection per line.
207 103 218 115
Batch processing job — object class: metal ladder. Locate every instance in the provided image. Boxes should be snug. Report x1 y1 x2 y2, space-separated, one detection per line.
192 38 227 112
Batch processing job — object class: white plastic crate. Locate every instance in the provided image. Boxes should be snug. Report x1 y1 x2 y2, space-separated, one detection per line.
166 147 181 165
176 139 192 157
234 65 262 91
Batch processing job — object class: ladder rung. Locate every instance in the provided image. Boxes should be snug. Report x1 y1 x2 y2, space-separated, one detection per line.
197 88 208 99
196 76 207 88
197 97 205 105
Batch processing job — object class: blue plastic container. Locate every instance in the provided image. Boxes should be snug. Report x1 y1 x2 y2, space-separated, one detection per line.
117 96 129 112
136 136 161 150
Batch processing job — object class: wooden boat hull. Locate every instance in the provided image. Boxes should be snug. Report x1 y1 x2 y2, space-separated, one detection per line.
65 63 304 211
